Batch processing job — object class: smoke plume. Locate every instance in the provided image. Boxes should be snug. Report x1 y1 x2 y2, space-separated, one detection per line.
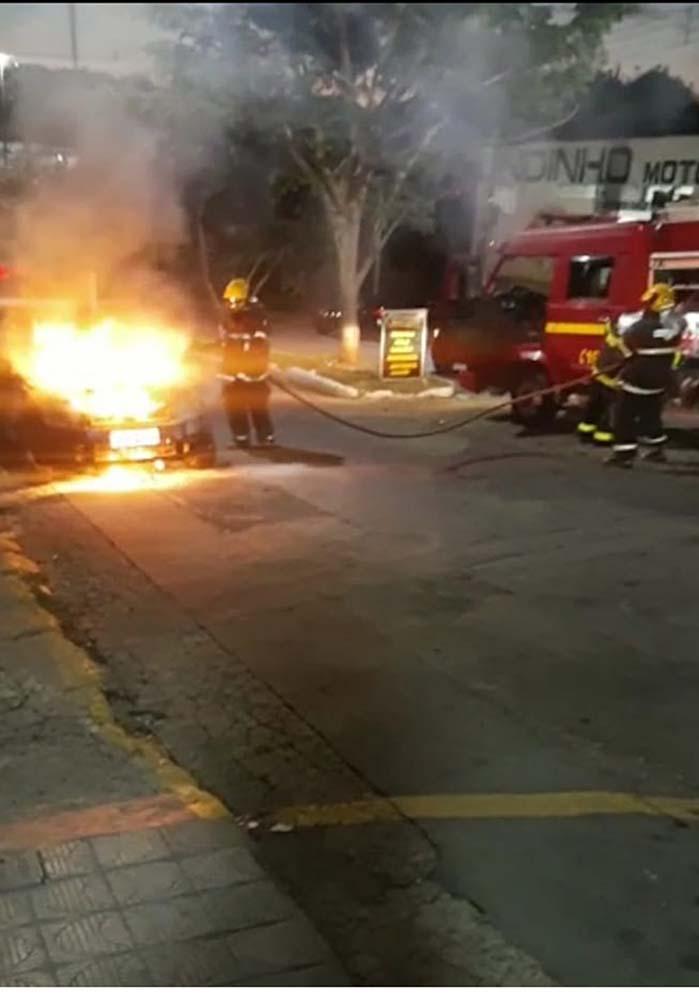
10 67 190 327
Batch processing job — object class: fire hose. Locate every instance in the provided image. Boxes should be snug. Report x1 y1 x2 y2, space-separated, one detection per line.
271 366 619 440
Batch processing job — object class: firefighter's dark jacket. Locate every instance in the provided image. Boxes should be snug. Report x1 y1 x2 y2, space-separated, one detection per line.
593 320 628 389
220 304 270 381
618 309 683 395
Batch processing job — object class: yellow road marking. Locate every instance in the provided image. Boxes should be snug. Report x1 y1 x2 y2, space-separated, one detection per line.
545 322 606 336
81 678 230 821
274 791 699 829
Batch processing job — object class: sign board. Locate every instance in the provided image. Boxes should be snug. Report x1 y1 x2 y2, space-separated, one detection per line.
379 308 428 380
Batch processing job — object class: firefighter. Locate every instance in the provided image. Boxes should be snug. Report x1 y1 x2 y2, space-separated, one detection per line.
577 317 629 445
219 278 275 448
606 283 684 468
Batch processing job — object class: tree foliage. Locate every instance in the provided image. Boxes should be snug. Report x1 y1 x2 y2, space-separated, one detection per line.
556 67 699 140
153 2 633 361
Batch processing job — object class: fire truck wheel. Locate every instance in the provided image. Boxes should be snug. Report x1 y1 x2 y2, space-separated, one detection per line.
510 368 557 428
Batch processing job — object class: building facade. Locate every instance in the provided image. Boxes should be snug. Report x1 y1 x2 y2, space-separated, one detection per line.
475 135 699 267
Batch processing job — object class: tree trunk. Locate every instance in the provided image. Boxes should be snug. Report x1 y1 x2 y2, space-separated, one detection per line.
327 197 362 367
371 234 381 300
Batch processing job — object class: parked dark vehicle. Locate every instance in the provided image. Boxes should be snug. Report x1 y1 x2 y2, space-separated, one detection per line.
314 304 385 339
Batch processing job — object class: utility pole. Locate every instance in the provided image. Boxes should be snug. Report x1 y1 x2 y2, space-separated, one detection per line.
68 3 79 68
0 53 18 168
681 5 697 44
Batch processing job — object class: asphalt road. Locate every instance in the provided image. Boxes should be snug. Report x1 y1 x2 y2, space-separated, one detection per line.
10 384 699 985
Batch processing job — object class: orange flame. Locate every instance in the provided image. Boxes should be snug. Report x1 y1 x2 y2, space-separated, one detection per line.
13 318 189 422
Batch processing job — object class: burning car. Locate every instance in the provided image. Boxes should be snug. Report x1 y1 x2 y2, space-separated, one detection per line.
6 315 215 470
77 390 215 470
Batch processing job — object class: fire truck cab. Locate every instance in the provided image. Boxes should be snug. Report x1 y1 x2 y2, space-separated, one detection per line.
435 203 699 426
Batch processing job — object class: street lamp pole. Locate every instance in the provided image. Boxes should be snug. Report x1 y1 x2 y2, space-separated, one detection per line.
0 53 18 167
68 3 79 68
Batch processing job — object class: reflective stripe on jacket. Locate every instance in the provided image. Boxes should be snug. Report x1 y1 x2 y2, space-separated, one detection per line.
592 319 629 388
619 309 683 394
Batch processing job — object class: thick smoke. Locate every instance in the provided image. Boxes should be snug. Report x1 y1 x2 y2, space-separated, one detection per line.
10 69 192 329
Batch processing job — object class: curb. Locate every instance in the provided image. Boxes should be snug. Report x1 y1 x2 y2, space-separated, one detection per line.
0 530 230 824
272 365 455 400
274 365 360 399
364 383 454 400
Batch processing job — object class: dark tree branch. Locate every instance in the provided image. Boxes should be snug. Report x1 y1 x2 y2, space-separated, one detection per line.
507 102 581 144
285 126 342 211
357 207 407 288
194 196 223 317
380 117 444 227
251 247 286 296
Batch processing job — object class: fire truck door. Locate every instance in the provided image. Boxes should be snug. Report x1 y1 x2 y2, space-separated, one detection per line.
545 253 616 380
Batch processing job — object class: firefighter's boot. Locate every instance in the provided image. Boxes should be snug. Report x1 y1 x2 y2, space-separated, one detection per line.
577 421 596 442
593 429 614 447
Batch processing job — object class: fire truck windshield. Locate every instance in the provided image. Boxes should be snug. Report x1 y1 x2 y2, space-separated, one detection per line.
490 255 554 299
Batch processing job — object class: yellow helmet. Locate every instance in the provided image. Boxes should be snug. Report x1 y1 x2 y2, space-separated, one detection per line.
641 283 675 312
223 277 250 305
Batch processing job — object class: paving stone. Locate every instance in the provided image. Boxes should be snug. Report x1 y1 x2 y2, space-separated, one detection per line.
0 891 32 929
92 829 171 869
0 927 49 976
143 936 241 986
239 962 350 986
40 840 97 880
107 860 192 906
162 819 247 856
227 916 335 979
181 847 264 890
0 970 58 986
202 881 297 934
122 893 211 946
57 953 152 986
0 852 43 892
41 911 133 963
30 873 114 921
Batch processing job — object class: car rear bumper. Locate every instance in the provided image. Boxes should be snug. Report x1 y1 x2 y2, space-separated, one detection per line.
87 419 207 464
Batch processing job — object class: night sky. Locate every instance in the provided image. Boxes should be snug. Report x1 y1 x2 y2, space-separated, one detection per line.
1 2 698 87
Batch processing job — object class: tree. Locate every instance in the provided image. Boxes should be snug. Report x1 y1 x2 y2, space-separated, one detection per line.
556 67 699 140
154 3 633 364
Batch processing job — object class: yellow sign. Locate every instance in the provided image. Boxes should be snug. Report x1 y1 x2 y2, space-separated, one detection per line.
380 309 428 379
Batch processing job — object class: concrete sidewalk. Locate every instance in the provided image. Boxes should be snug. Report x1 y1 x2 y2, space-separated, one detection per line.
0 529 348 986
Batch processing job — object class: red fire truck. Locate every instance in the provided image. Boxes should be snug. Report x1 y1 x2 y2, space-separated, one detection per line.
431 203 699 425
